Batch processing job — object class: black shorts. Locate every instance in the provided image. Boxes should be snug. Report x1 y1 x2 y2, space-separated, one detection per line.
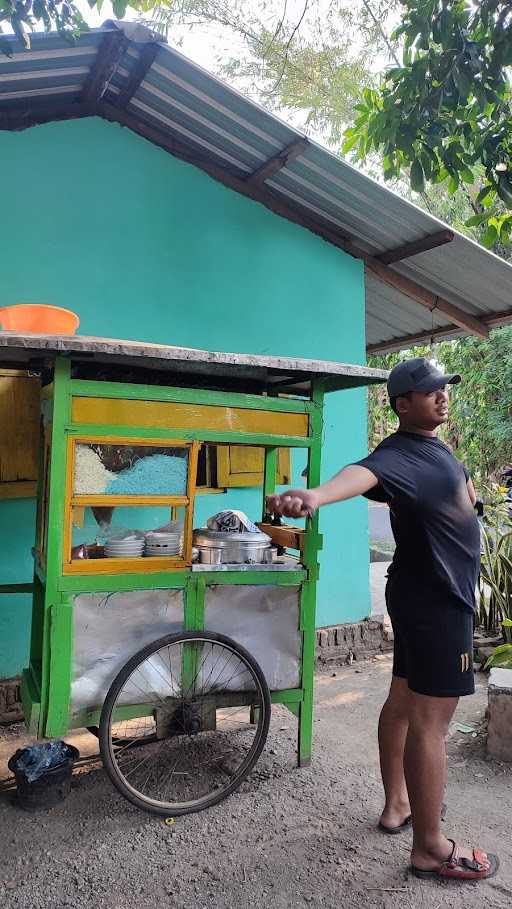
386 575 475 698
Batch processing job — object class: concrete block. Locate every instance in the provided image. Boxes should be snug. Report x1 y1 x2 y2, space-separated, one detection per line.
318 630 328 649
487 668 512 762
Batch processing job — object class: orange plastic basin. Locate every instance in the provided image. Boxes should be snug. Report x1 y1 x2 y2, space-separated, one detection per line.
0 304 80 335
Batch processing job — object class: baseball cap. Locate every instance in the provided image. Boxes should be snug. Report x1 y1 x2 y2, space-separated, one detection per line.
387 357 461 398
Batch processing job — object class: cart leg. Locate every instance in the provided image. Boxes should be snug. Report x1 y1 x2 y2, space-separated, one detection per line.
250 704 260 725
297 697 313 767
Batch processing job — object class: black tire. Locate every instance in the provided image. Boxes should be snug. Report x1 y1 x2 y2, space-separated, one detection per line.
99 630 271 817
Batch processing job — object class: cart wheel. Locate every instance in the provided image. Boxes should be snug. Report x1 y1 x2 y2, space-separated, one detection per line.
99 631 271 817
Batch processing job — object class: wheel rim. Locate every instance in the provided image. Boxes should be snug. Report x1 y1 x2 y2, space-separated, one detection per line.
102 635 269 813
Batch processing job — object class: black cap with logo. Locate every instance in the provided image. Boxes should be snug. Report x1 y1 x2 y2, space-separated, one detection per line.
387 357 461 399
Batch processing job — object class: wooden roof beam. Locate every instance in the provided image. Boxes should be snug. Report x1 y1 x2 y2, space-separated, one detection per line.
364 258 489 339
367 306 512 354
367 324 463 354
0 102 97 131
81 31 128 103
377 229 454 265
246 138 309 186
116 43 160 108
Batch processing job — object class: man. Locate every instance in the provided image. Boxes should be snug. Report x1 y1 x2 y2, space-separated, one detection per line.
267 358 498 882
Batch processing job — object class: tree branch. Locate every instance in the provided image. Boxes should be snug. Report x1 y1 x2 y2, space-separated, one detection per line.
360 0 400 67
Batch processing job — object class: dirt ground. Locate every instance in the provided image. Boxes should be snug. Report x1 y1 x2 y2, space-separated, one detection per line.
1 655 511 909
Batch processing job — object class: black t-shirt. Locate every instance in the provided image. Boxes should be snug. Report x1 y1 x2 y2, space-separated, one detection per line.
356 431 480 612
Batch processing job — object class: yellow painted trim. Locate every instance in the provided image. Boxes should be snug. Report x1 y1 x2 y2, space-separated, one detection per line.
183 441 199 565
63 436 74 566
71 434 192 448
64 436 199 573
72 398 309 438
72 506 85 529
63 557 189 575
70 495 189 507
196 486 225 496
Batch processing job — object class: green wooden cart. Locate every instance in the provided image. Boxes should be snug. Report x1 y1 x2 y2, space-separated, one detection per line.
0 335 384 816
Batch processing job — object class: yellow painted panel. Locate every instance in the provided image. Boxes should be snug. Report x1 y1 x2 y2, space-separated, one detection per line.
0 375 40 484
63 557 188 575
216 446 291 488
72 398 309 438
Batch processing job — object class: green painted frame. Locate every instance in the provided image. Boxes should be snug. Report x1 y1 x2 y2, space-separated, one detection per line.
27 358 325 771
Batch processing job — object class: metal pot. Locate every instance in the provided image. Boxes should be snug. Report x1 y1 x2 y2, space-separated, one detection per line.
193 529 272 565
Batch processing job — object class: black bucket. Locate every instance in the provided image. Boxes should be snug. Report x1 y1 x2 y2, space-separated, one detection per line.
8 744 79 812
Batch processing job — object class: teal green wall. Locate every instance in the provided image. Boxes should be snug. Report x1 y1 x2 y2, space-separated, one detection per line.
0 117 369 679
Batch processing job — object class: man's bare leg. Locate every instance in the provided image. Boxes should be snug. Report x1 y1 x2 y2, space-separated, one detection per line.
405 691 464 869
378 676 411 828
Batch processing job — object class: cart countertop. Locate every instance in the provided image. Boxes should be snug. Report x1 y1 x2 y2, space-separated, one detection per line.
0 333 387 393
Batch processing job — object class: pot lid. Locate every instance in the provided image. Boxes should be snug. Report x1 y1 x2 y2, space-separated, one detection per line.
193 529 271 545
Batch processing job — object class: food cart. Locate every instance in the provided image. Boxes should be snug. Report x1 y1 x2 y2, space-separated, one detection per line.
0 334 385 815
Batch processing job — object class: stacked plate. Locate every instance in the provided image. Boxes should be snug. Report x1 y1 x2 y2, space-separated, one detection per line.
105 535 145 559
145 530 183 558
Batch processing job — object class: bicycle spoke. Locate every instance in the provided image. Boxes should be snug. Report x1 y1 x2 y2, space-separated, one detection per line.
100 633 270 816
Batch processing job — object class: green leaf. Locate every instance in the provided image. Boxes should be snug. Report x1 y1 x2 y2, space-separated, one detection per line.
460 167 475 185
342 134 359 154
466 212 492 228
112 0 128 18
500 222 511 245
439 8 454 49
410 158 425 193
481 224 499 248
485 645 512 670
476 183 495 205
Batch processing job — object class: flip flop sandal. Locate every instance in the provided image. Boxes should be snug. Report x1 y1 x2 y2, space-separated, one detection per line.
410 839 499 882
378 802 447 835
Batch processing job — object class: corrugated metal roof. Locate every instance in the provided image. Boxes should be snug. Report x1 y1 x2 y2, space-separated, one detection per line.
1 22 511 353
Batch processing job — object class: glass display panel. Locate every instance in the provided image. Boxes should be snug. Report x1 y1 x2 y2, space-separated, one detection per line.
73 443 189 497
70 504 186 561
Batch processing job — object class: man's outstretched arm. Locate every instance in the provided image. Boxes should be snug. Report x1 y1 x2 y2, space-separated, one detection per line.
266 465 378 519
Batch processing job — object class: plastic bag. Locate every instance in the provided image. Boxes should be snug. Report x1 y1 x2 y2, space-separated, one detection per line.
207 510 259 533
9 741 76 783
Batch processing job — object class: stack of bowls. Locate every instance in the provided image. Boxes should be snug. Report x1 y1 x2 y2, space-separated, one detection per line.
145 530 182 558
105 535 145 559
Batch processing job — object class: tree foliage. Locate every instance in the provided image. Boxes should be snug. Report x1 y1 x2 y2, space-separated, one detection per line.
368 326 512 482
346 0 512 245
149 0 401 145
0 0 171 54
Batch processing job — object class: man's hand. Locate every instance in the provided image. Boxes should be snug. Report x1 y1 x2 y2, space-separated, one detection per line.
266 488 320 519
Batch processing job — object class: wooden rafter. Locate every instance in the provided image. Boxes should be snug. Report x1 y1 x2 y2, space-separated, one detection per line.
0 102 97 131
377 230 454 265
246 138 309 185
367 324 464 354
81 31 127 103
367 307 512 354
116 43 160 108
364 258 488 338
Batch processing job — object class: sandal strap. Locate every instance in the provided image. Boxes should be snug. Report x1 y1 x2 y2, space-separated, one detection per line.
441 843 491 878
